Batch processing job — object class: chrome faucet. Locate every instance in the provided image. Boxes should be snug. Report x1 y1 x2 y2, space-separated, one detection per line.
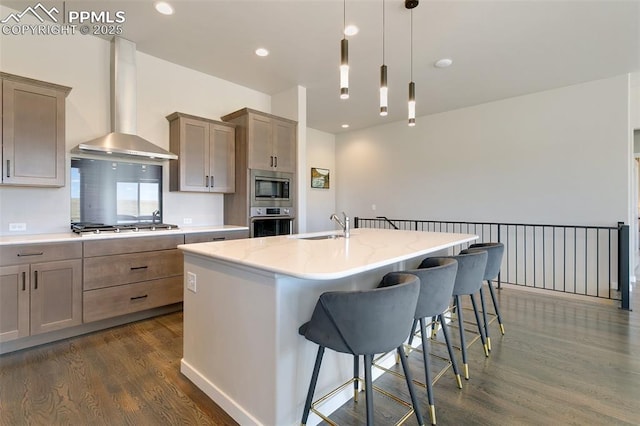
330 212 350 238
152 209 161 224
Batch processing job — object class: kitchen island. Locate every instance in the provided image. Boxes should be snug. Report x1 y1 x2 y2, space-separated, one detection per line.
178 228 477 426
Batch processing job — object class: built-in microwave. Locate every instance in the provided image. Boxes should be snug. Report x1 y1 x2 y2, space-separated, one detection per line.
250 169 293 207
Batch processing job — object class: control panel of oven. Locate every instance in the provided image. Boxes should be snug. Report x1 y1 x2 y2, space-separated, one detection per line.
251 207 294 217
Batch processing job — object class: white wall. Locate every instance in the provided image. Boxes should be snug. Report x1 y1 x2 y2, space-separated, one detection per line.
335 75 631 227
631 72 640 131
306 128 336 232
0 5 270 235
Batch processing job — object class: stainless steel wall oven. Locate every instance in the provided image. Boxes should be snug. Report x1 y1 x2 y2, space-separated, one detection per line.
249 169 294 237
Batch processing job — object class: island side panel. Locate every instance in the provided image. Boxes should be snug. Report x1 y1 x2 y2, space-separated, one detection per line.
181 253 279 426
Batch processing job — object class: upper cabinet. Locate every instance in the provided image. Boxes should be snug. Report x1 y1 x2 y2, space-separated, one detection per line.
167 112 236 193
1 72 71 187
222 108 297 173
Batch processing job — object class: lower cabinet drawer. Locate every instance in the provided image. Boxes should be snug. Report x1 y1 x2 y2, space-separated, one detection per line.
0 242 82 267
83 276 183 323
83 249 183 291
184 230 249 244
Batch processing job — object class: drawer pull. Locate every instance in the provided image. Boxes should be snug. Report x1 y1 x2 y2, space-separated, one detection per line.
17 252 44 257
130 295 148 301
130 266 148 271
212 237 226 241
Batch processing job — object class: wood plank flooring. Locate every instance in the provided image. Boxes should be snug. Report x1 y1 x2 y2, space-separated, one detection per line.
1 284 638 425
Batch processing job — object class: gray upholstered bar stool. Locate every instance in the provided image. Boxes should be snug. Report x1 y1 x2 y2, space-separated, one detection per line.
420 250 488 380
392 258 460 425
461 242 505 351
299 273 425 426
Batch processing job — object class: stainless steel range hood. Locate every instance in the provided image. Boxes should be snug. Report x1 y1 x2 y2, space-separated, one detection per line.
74 37 177 161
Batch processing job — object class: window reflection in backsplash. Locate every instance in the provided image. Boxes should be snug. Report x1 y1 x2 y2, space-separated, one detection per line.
70 158 163 225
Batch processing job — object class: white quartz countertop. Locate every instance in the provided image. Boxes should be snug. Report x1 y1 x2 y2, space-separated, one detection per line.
0 225 248 246
179 228 478 280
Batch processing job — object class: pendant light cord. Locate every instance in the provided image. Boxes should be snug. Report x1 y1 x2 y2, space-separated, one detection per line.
382 0 385 63
410 9 413 81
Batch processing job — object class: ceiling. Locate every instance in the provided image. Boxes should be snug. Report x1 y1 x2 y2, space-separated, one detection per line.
5 0 640 134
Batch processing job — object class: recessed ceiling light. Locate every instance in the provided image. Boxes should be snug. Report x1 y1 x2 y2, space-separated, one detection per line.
341 124 350 128
154 1 174 15
434 58 453 68
255 48 269 57
344 25 359 36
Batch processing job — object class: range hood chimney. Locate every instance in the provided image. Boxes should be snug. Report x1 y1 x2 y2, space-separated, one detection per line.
74 37 177 160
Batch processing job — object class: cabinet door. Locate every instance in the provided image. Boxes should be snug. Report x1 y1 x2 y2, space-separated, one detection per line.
2 80 65 186
210 123 235 193
247 114 273 170
179 117 210 192
30 259 82 335
0 265 30 342
272 119 297 173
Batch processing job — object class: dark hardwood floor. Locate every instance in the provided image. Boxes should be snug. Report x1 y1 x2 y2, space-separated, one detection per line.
1 283 638 425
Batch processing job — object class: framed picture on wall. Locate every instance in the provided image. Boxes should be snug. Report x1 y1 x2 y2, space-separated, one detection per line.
311 167 330 189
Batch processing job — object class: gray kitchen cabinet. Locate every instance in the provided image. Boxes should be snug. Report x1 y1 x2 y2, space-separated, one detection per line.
1 72 71 187
82 234 184 323
0 242 82 343
221 108 297 173
0 264 29 342
167 112 236 193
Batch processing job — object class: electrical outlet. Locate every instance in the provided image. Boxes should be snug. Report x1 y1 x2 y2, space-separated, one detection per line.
187 272 197 293
183 218 193 225
9 223 26 231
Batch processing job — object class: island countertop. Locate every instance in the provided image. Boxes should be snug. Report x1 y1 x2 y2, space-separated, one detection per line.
178 228 477 280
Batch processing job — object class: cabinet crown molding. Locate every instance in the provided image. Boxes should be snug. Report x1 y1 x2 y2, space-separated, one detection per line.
221 107 297 125
0 72 72 96
166 111 235 128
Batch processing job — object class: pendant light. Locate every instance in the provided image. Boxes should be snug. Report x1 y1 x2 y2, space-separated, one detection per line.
408 7 416 126
340 0 349 100
379 0 388 116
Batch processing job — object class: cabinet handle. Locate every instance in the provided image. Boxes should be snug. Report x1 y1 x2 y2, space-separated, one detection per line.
34 270 38 290
17 252 44 257
205 175 209 187
270 156 273 167
210 176 214 188
212 237 226 241
130 266 148 271
6 160 9 178
22 271 26 291
130 295 148 301
274 156 278 168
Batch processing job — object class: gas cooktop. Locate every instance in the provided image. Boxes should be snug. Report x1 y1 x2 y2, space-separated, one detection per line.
71 222 179 235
